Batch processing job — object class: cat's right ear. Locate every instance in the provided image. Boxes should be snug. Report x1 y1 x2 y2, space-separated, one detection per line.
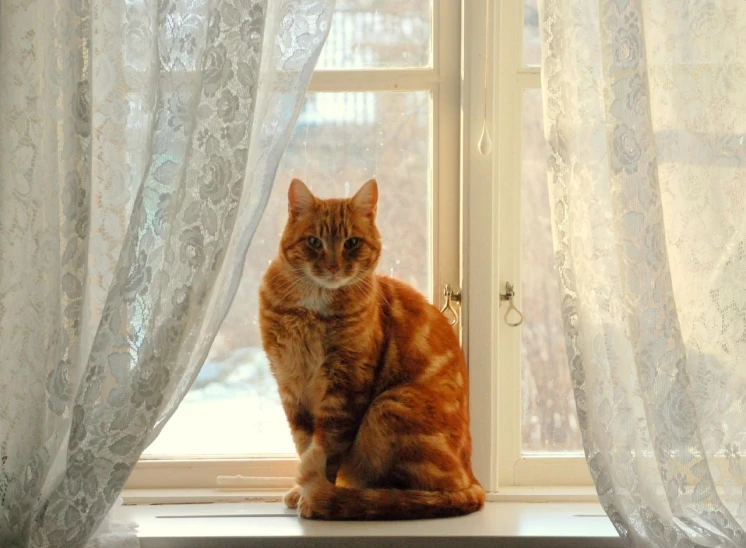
352 179 378 219
288 179 315 220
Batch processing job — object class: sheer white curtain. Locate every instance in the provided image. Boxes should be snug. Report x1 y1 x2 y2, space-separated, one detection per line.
0 1 333 547
539 0 746 546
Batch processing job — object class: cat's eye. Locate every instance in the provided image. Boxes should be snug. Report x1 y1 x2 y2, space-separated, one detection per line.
344 237 360 249
307 236 323 249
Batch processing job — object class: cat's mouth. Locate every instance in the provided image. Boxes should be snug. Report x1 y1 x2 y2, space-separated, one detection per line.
301 265 355 290
304 268 353 290
314 273 351 290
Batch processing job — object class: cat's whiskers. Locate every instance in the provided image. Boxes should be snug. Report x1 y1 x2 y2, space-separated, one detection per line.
274 271 314 304
351 276 390 310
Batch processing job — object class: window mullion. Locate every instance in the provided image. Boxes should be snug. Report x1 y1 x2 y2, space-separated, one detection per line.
461 0 498 493
495 0 525 489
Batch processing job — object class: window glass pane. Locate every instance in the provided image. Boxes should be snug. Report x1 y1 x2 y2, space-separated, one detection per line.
523 0 541 67
520 89 582 453
316 0 432 69
144 91 431 457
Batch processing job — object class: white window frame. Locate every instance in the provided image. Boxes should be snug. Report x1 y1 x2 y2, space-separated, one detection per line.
125 0 461 492
126 0 596 499
463 0 592 493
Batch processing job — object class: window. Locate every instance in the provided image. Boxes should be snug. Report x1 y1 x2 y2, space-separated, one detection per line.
464 0 591 491
128 0 461 489
127 0 591 494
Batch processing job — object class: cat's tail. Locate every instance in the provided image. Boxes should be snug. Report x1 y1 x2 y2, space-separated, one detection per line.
300 481 485 520
297 444 485 520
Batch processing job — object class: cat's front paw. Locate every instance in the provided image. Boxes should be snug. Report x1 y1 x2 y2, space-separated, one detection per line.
284 485 301 509
297 491 319 519
297 442 332 519
297 483 333 519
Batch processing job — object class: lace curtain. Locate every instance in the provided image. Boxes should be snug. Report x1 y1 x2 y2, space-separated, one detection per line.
539 0 746 546
0 1 333 547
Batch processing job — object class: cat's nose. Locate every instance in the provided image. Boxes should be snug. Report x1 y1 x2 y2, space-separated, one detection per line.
328 264 340 273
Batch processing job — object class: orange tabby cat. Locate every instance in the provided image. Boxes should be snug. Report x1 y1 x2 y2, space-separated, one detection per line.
258 178 484 520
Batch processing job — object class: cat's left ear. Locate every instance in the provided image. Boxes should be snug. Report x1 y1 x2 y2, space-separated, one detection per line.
288 178 315 220
352 179 378 219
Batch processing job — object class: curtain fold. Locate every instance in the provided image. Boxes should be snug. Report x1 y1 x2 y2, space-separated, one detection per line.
0 1 334 547
539 0 746 546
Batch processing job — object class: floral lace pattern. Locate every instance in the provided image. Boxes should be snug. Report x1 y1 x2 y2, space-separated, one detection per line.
540 0 746 546
0 1 333 547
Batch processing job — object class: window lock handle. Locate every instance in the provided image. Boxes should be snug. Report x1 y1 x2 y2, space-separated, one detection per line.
500 281 524 327
440 284 461 326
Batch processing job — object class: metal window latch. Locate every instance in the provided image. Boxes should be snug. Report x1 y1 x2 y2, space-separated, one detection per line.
500 281 524 327
440 284 461 326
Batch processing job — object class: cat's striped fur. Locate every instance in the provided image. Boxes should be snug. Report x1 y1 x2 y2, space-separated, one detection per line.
258 179 484 520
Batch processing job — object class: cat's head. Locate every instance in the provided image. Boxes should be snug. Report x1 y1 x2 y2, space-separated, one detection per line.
279 179 381 289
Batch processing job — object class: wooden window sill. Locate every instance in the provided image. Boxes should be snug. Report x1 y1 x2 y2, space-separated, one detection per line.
116 498 621 548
